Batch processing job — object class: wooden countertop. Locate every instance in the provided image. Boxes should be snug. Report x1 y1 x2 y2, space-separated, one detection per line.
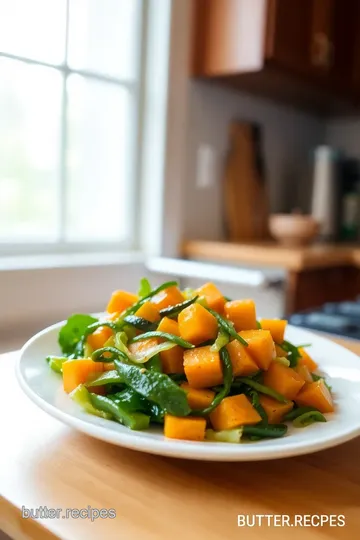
1 342 360 540
183 240 360 271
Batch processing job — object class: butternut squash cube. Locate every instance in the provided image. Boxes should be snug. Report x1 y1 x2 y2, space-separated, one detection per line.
106 290 138 314
224 299 257 331
63 359 104 393
299 348 318 372
260 319 287 344
183 346 223 388
157 317 180 335
238 329 275 370
156 317 184 374
87 326 114 351
295 380 334 413
263 362 305 400
135 301 160 322
164 415 206 441
275 344 288 358
180 383 215 409
151 285 184 311
226 340 259 377
178 303 218 345
259 395 294 424
210 394 262 430
196 282 226 313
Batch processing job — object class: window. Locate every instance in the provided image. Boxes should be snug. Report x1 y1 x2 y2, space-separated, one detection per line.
0 0 143 254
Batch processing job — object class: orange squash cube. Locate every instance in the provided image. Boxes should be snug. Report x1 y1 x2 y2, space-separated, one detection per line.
183 346 223 388
263 362 305 400
151 286 184 311
226 340 259 377
156 317 184 374
275 344 288 357
196 282 226 313
178 303 218 345
210 394 262 430
295 380 334 413
180 383 215 409
135 301 160 322
259 395 294 424
63 359 104 393
298 348 318 372
164 415 206 441
157 317 180 335
106 290 138 314
260 319 287 344
87 326 114 351
239 329 275 370
224 299 257 331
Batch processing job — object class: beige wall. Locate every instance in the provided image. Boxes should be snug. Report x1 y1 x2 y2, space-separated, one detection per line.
184 81 325 240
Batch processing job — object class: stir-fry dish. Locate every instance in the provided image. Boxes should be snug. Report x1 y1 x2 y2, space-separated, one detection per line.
46 279 334 443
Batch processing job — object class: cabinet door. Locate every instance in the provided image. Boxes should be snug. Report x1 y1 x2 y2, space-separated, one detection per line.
266 0 336 78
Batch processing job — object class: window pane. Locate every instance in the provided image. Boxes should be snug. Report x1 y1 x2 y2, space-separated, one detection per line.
0 0 67 64
66 75 133 242
68 0 141 80
0 59 62 241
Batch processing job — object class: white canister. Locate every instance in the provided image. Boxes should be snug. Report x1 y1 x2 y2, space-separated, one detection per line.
311 146 339 240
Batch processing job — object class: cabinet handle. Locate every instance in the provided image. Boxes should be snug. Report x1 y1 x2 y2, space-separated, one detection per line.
311 32 333 69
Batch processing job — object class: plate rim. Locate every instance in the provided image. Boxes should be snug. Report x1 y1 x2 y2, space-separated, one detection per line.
16 321 360 461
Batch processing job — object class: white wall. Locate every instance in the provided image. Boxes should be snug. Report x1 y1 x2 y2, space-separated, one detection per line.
184 81 326 240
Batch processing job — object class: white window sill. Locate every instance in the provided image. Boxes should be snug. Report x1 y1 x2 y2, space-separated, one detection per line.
0 251 144 272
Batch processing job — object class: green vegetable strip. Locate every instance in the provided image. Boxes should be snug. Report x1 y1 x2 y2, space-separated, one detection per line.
238 377 288 403
243 424 287 439
293 411 326 428
210 329 230 352
129 331 194 349
108 388 164 424
249 390 268 425
159 296 199 318
206 428 243 443
89 393 150 430
46 356 67 374
283 406 320 421
86 370 123 386
77 321 119 356
138 277 152 298
280 340 301 368
191 348 233 416
146 354 162 373
123 315 157 332
114 359 191 416
70 385 112 419
92 347 130 363
206 308 248 346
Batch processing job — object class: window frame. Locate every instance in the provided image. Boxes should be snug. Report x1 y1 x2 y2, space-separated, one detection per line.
0 0 145 255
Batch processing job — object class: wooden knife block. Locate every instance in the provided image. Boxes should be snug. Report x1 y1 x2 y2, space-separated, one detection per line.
224 121 269 242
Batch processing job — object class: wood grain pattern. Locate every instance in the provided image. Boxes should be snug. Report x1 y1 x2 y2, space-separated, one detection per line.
182 240 360 271
1 344 360 540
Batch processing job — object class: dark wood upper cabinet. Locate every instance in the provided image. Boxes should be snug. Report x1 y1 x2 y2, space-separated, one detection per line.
191 0 360 114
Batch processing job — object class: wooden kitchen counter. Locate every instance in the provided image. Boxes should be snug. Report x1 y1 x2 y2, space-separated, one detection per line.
1 343 360 540
183 240 360 271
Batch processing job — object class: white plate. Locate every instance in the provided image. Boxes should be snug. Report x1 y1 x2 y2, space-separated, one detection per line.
16 322 360 461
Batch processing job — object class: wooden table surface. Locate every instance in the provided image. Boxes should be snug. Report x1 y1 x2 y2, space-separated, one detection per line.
182 240 360 271
1 343 360 540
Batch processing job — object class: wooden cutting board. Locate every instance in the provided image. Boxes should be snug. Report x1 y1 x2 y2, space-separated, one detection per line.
224 121 269 241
